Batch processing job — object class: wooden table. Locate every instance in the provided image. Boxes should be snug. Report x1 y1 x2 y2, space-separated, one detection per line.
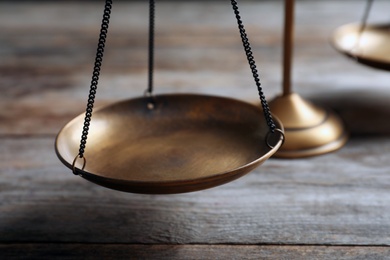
1 1 390 259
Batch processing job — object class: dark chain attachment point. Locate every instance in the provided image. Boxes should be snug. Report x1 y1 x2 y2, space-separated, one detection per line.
144 89 156 110
230 0 276 133
266 128 285 149
72 155 86 175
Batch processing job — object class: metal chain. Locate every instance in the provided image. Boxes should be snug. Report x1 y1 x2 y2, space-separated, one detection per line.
358 0 374 42
146 0 155 95
361 0 374 31
78 0 113 159
76 0 275 161
230 0 276 133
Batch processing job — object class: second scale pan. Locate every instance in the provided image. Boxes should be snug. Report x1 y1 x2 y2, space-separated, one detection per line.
55 94 283 194
332 23 390 71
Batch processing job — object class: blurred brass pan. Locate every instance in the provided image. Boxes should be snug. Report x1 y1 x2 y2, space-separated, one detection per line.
331 23 390 71
55 94 283 194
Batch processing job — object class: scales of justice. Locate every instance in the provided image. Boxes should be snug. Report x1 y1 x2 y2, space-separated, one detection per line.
55 0 389 194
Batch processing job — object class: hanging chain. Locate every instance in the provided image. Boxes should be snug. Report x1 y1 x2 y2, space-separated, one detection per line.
360 0 374 33
230 0 276 133
77 0 113 159
74 0 278 167
354 0 374 55
146 0 155 96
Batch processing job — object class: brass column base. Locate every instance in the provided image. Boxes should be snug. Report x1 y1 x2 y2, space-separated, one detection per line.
269 93 348 158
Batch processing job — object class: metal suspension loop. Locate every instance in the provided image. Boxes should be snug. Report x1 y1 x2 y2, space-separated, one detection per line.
77 0 113 163
230 0 276 133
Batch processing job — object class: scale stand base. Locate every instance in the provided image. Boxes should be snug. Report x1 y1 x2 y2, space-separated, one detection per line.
269 93 348 158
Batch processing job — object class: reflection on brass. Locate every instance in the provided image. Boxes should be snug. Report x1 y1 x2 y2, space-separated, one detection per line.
55 94 283 194
270 93 348 158
332 23 390 71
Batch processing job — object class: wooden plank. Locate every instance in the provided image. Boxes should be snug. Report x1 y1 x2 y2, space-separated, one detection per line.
1 136 390 245
1 1 390 135
2 244 390 260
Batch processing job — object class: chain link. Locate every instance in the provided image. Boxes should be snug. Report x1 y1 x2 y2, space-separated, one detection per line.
230 0 276 133
78 0 113 158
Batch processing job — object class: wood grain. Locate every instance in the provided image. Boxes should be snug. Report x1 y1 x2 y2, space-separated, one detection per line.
1 137 390 245
1 1 390 135
2 244 390 260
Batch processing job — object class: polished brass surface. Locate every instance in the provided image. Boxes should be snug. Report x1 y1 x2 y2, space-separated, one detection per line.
56 94 283 194
270 93 326 128
268 0 348 158
270 93 347 158
283 0 294 96
332 23 390 71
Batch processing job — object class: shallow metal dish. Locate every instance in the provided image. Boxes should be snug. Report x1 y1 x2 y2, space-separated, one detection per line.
55 94 283 194
331 23 390 71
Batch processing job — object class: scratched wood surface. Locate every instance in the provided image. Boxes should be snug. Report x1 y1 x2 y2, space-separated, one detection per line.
2 245 390 260
1 1 390 259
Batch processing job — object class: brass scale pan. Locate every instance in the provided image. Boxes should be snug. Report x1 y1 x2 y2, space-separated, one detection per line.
56 94 283 194
55 0 284 194
332 23 390 71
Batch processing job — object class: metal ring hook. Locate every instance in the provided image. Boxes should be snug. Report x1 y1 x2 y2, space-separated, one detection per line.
144 90 156 110
72 155 86 175
266 128 285 149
